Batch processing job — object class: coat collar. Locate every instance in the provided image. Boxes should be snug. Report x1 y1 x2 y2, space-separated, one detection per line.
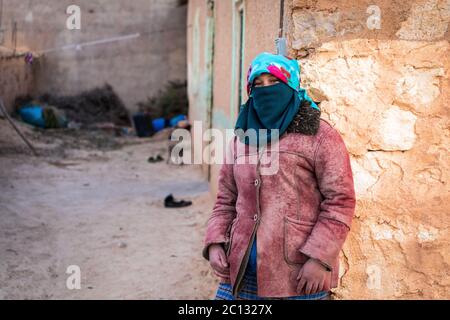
286 100 321 135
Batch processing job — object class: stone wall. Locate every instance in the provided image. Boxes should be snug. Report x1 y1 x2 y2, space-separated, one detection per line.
289 0 449 299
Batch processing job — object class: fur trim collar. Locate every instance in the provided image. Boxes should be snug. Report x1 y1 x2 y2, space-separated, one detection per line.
286 100 321 135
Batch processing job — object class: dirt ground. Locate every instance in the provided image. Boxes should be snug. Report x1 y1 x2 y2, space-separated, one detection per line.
0 118 218 299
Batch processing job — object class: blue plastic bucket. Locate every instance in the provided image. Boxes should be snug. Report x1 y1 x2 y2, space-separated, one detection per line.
152 117 166 132
19 105 46 128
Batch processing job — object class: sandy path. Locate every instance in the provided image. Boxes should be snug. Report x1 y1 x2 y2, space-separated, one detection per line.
0 122 219 299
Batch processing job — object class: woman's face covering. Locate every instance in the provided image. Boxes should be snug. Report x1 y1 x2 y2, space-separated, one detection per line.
253 73 280 88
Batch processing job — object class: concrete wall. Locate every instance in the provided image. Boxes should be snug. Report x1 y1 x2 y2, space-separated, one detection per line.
0 0 187 112
187 0 450 299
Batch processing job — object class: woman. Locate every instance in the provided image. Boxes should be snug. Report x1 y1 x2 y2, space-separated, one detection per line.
202 52 356 300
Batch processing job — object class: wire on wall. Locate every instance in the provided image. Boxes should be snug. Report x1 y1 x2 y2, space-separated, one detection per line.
0 0 4 45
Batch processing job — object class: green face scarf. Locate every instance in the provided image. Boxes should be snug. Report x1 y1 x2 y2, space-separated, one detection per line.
234 52 319 147
235 82 300 146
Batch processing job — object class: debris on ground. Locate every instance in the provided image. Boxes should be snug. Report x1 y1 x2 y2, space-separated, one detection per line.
15 84 131 128
148 154 164 163
19 104 67 129
132 112 189 138
169 114 187 127
132 81 189 138
0 117 141 157
0 97 39 156
136 80 188 120
152 117 166 132
132 112 154 137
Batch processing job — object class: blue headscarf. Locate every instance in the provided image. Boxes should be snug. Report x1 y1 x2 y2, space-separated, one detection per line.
235 52 319 146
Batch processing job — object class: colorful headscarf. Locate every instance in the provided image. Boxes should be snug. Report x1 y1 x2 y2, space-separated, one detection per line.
235 52 319 147
246 52 319 110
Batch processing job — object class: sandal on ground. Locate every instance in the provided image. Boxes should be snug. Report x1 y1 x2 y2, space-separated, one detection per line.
148 154 164 163
164 194 192 208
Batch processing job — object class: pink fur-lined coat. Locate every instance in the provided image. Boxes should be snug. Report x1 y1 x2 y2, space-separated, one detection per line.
202 118 356 298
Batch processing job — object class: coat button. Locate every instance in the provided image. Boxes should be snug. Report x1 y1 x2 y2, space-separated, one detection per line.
253 214 258 221
254 179 259 186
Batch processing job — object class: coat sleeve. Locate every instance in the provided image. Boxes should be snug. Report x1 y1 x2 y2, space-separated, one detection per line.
299 126 356 270
202 137 238 261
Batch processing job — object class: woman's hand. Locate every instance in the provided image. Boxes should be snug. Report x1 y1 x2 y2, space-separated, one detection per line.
208 244 230 277
296 258 331 295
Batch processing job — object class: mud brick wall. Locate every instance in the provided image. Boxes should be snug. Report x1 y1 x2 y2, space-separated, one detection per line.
0 49 36 113
289 0 449 299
